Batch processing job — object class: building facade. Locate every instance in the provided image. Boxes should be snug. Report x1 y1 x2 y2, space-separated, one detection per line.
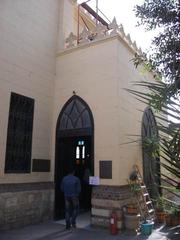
0 0 158 230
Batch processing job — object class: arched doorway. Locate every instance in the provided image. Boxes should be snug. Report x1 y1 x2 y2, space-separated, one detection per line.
54 95 94 220
142 107 160 199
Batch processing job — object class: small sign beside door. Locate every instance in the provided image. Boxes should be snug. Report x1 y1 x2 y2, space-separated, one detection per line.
89 176 100 185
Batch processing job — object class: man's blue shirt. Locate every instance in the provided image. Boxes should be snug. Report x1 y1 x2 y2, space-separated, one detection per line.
61 174 81 197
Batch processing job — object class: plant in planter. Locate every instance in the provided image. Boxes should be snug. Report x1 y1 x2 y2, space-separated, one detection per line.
171 208 180 226
126 172 141 216
130 183 142 194
154 197 166 223
165 203 180 227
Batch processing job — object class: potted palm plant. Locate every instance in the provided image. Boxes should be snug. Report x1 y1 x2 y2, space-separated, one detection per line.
165 203 180 226
154 197 166 223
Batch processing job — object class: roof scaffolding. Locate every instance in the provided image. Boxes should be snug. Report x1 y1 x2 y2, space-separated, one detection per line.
77 0 111 43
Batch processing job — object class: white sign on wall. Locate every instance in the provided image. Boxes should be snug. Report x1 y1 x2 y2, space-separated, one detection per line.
89 176 100 185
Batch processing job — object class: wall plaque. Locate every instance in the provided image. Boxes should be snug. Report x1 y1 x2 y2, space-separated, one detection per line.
32 159 50 172
99 160 112 179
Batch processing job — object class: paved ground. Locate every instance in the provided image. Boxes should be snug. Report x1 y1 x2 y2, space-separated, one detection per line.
0 221 179 240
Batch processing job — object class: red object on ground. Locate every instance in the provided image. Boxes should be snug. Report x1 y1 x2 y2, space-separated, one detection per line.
110 212 118 235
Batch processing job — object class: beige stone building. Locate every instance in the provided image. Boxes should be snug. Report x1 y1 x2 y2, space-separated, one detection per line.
0 0 159 230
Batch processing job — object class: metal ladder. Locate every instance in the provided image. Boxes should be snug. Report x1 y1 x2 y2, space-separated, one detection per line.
128 165 155 222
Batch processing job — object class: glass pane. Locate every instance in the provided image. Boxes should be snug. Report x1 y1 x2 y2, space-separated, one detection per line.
82 146 85 159
59 96 93 130
78 140 84 145
76 146 80 159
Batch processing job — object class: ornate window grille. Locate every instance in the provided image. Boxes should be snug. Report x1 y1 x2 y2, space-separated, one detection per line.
5 92 34 173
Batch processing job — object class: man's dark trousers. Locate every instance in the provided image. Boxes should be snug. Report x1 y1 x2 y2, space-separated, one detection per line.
65 196 79 229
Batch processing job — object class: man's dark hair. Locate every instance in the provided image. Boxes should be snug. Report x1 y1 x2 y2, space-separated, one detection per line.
67 166 74 174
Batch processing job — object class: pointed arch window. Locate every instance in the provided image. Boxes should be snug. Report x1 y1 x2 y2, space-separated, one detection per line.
142 107 158 139
142 107 160 198
57 96 93 137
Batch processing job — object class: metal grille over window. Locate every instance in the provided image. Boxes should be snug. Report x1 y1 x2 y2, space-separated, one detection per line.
142 107 160 198
59 97 92 130
5 92 34 173
57 95 94 137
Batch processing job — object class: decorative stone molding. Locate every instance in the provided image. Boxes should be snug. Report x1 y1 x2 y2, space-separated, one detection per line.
132 41 138 52
126 33 132 46
0 182 54 193
94 23 107 39
65 17 143 55
138 47 143 55
65 32 77 48
109 17 119 36
79 27 90 44
118 24 125 38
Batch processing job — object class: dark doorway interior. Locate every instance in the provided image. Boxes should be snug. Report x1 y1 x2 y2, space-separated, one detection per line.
55 135 93 219
54 95 94 220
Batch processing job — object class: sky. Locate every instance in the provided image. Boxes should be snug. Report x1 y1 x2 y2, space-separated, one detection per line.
78 0 156 52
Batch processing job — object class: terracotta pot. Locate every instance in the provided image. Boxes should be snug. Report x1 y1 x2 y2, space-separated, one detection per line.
165 214 172 226
165 214 180 227
127 208 138 214
172 216 180 226
126 205 138 215
155 210 166 223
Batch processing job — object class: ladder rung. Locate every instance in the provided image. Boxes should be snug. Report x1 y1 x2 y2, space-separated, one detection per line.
129 165 155 221
148 209 154 213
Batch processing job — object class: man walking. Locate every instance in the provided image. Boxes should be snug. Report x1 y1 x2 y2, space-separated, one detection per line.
61 168 81 230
